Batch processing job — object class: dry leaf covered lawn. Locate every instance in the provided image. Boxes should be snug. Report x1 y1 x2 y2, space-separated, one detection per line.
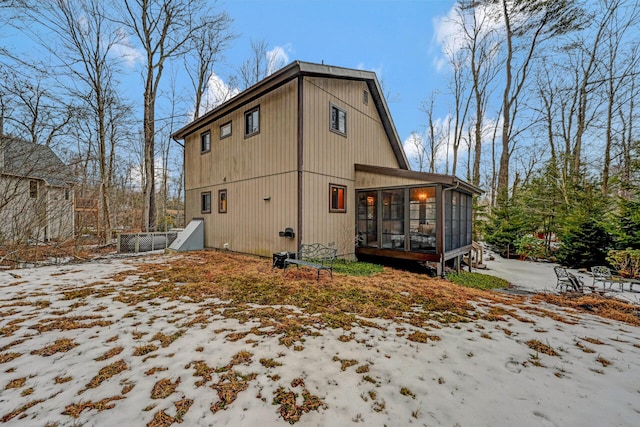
1 250 639 426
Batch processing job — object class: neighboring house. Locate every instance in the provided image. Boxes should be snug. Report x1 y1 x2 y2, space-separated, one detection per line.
172 61 481 274
0 135 75 243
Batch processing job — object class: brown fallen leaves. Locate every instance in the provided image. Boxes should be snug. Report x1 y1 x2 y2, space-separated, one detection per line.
80 359 128 394
30 338 78 356
272 378 327 424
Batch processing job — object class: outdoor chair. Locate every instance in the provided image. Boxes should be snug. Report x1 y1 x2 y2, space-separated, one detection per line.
554 267 591 293
591 266 624 291
566 272 585 293
554 267 573 292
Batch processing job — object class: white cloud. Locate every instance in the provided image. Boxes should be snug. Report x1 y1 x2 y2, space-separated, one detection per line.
110 28 143 67
356 63 384 78
128 157 169 191
200 71 240 113
432 2 503 72
266 44 291 75
402 117 451 173
402 114 501 175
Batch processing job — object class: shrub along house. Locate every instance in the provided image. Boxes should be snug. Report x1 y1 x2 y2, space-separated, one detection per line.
172 61 481 275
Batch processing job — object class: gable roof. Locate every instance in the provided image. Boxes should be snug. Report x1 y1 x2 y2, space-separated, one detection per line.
0 135 75 187
171 61 409 170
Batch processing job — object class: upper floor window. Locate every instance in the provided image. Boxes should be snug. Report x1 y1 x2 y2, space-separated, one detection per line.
64 188 70 201
201 131 211 153
220 122 232 139
29 180 38 198
330 184 346 213
363 90 369 105
244 107 260 137
330 104 346 135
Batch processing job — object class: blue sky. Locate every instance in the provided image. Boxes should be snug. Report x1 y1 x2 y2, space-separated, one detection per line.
3 0 458 171
218 0 455 146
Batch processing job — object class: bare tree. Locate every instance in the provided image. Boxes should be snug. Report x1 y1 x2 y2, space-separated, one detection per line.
184 9 235 119
494 0 586 205
0 72 74 147
420 93 446 173
600 0 640 194
237 38 287 89
446 44 472 177
20 0 132 242
469 9 498 187
119 0 213 232
406 131 427 172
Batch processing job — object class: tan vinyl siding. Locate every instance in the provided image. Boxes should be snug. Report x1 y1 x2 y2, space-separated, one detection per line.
183 79 299 255
355 170 435 189
184 80 298 192
298 77 402 258
186 172 298 256
301 174 354 257
302 77 399 180
182 71 411 258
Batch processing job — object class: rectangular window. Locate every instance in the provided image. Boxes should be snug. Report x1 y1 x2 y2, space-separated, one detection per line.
381 189 404 249
220 122 232 139
330 104 346 135
64 188 70 201
330 184 346 213
244 107 260 137
201 192 211 213
357 191 378 248
218 189 227 213
201 131 211 153
363 90 369 104
29 180 38 198
409 187 437 253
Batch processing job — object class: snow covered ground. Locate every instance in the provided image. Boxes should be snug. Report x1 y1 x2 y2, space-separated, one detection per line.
476 251 640 305
1 253 639 426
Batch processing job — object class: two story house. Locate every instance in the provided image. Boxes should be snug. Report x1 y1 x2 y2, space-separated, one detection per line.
172 61 480 274
0 135 75 243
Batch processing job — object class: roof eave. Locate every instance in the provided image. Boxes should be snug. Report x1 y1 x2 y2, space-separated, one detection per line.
354 164 483 195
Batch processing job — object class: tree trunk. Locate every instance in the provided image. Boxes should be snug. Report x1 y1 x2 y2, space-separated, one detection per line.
143 70 156 232
497 0 513 206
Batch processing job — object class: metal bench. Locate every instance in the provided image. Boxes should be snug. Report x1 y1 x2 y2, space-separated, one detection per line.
591 266 625 292
554 267 603 294
554 267 573 292
284 243 337 280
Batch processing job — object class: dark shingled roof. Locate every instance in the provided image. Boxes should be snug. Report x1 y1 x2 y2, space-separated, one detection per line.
0 136 75 187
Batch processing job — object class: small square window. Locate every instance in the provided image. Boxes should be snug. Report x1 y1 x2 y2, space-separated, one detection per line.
29 180 38 198
363 90 369 104
244 107 260 137
330 104 346 135
220 122 232 139
330 184 346 213
218 189 227 213
201 131 211 153
201 192 211 213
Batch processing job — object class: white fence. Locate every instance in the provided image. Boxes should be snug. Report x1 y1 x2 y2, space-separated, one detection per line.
117 231 178 253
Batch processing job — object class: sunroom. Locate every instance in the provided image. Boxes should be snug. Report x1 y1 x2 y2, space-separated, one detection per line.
353 164 482 275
